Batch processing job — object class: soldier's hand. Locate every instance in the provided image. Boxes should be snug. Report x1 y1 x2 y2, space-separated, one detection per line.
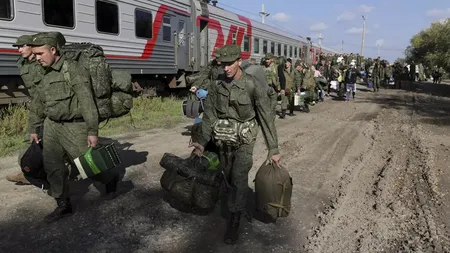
190 86 197 93
30 133 39 144
88 136 98 147
271 154 281 167
280 89 285 95
188 142 204 157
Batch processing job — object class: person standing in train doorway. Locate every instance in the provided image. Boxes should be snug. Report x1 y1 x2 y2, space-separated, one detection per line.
28 32 119 223
189 44 281 244
5 34 45 186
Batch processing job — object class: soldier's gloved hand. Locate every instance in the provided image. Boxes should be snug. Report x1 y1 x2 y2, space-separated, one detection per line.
271 154 281 167
88 136 98 147
280 89 285 95
188 142 204 157
190 86 197 93
30 133 39 144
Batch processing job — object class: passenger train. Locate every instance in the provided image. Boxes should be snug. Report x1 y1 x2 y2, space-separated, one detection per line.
0 0 339 104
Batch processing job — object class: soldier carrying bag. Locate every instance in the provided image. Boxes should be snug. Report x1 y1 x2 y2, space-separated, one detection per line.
254 161 293 223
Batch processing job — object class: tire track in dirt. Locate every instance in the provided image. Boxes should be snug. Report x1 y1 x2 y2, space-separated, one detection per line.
305 91 450 252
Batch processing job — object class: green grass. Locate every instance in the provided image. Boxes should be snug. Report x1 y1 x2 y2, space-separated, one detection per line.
0 96 185 157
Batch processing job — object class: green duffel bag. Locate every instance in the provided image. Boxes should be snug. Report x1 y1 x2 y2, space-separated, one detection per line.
254 161 293 223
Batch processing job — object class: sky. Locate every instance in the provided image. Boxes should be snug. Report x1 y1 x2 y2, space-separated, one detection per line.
214 0 450 62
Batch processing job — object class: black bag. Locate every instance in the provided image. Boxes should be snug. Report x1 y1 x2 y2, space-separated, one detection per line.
159 152 223 214
20 142 50 189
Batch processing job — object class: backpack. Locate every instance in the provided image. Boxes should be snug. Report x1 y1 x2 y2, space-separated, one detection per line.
61 43 134 122
254 161 293 223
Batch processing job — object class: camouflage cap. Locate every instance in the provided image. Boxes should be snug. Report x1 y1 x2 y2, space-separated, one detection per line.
28 32 66 50
265 53 274 59
12 35 33 47
216 44 241 63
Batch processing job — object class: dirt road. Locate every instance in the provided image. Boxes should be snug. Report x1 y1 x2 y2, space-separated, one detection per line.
1 82 450 253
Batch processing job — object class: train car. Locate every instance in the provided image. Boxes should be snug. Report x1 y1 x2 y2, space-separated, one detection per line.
0 0 338 105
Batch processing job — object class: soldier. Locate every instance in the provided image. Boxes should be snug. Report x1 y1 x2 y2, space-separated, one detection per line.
28 32 119 223
264 53 280 118
302 63 317 104
5 35 41 185
189 44 281 244
282 58 301 116
188 55 224 93
372 59 381 92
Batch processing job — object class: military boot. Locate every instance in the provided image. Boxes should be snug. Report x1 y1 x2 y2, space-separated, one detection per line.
288 108 296 116
279 110 286 119
224 211 241 244
6 172 30 185
44 198 73 223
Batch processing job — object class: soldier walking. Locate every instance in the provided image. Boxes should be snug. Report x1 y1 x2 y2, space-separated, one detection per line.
28 32 119 223
189 45 281 244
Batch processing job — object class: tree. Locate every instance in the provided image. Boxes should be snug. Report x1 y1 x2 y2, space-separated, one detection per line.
405 18 450 72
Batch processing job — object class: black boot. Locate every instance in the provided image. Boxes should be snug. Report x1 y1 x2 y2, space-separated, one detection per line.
288 108 296 116
224 211 241 244
44 198 73 223
279 110 286 119
104 174 119 200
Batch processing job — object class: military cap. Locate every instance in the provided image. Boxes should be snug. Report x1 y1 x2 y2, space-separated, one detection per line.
294 59 302 67
215 44 241 62
286 58 292 63
29 32 66 50
265 53 274 59
12 35 33 47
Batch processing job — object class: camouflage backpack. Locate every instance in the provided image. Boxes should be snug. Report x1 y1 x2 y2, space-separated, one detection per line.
61 43 133 122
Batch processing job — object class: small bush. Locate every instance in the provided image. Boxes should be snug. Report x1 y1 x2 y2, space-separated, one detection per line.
0 97 185 157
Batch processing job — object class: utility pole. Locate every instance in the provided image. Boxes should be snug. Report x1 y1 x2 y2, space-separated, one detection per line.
377 44 380 57
318 33 323 48
259 4 270 24
361 15 366 57
341 40 344 53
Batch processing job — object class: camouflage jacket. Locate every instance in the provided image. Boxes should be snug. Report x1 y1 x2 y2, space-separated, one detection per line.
283 67 301 92
302 69 316 89
31 55 99 136
18 56 46 134
199 70 279 157
265 64 279 88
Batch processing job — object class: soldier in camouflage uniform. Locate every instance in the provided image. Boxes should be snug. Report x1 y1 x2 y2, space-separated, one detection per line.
264 53 280 119
5 35 43 185
188 48 224 93
189 45 281 244
282 58 301 116
28 32 119 223
372 59 381 92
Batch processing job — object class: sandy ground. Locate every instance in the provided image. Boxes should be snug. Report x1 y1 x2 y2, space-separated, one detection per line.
1 81 450 253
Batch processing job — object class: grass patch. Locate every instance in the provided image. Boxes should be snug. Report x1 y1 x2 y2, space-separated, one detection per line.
0 96 185 157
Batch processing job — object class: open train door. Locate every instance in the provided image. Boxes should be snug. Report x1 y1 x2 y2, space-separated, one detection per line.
190 0 210 72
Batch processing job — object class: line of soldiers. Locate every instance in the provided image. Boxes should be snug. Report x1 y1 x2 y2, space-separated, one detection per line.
6 32 119 223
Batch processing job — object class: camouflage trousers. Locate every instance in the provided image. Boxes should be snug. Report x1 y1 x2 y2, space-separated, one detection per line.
373 77 380 91
43 118 117 199
220 143 255 212
268 86 278 121
280 92 293 111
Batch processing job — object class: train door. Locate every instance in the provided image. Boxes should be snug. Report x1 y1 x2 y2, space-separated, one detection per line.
173 16 191 70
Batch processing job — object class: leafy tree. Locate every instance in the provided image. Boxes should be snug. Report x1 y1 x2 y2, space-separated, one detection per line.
405 18 450 72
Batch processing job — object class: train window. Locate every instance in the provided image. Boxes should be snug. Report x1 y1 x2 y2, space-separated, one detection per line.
0 0 13 20
277 44 281 56
262 40 267 54
163 16 171 42
290 46 293 57
254 38 260 54
270 42 274 54
284 45 287 56
135 9 153 39
43 0 74 28
243 36 249 52
96 0 119 34
294 47 298 58
232 33 237 44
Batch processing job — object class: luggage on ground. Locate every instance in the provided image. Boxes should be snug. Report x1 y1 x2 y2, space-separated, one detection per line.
254 161 293 222
20 141 50 189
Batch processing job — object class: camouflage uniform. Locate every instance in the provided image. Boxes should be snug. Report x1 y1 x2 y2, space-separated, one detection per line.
264 53 279 119
197 45 279 244
372 61 381 92
29 32 118 223
282 59 301 116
